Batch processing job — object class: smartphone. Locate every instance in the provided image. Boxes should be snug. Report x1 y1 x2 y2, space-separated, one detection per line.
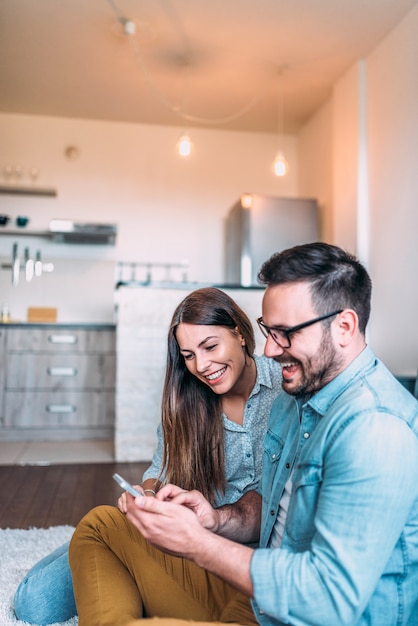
113 472 143 497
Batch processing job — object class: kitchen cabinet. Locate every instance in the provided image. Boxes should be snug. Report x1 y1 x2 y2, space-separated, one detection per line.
0 324 116 441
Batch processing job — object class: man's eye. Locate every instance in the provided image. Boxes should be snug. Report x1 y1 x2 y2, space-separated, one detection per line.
206 344 217 351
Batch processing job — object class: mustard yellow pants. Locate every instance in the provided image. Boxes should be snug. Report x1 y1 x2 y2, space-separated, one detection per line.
69 505 258 626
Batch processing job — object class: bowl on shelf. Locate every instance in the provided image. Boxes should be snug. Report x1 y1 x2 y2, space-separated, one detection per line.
16 216 29 228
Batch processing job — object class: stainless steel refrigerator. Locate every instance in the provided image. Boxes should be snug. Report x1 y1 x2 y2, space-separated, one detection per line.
224 193 319 286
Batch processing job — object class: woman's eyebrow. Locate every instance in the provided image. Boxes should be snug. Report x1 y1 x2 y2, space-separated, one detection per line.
179 335 219 353
198 335 219 347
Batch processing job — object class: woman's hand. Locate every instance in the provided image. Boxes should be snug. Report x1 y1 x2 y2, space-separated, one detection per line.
117 485 145 513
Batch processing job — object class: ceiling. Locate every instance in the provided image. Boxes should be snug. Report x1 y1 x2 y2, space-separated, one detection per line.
0 0 416 134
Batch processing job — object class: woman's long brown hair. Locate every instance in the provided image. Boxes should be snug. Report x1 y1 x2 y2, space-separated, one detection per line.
160 287 256 503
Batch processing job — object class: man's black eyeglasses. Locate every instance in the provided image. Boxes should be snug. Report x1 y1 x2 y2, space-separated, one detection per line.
256 310 343 349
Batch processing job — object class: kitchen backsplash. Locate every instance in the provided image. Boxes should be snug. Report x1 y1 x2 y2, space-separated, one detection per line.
0 256 116 323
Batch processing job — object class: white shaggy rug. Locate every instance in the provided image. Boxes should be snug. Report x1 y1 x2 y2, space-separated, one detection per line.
0 526 78 626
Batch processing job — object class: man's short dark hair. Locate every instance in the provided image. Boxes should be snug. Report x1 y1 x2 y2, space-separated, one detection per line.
257 242 372 335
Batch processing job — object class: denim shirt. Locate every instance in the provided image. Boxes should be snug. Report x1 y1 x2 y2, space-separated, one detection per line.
143 354 282 506
251 346 418 626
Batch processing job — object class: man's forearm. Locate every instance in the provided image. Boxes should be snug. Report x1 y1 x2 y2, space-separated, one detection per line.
215 490 261 543
193 529 255 597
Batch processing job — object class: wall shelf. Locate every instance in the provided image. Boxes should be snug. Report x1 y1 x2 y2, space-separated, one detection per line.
0 185 57 197
0 230 51 239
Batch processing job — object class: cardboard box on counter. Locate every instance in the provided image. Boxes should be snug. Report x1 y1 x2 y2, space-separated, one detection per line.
27 307 57 323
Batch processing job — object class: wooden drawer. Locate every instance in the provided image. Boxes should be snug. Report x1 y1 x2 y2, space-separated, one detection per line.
4 390 115 428
6 328 115 354
6 354 116 389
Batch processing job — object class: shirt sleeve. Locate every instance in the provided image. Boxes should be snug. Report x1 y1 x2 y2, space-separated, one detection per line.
142 422 165 482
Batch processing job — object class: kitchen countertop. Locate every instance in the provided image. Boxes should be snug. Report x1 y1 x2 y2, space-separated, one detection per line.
0 322 116 329
115 280 265 290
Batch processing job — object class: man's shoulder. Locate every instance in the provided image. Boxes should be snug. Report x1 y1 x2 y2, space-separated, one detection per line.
322 354 418 434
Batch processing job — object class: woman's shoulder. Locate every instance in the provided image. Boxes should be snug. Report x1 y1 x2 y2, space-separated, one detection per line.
254 354 282 390
254 353 282 374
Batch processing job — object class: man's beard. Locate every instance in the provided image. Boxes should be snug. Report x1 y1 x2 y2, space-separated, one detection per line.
281 329 343 397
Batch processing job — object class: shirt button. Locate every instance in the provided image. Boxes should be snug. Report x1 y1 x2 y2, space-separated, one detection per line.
272 454 276 459
246 452 251 458
303 432 310 439
285 463 290 468
270 510 275 516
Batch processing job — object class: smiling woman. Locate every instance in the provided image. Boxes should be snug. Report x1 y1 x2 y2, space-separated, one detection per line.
12 286 282 625
149 286 282 504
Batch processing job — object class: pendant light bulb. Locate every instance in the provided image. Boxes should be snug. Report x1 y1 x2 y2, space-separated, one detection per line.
177 133 192 157
273 151 288 177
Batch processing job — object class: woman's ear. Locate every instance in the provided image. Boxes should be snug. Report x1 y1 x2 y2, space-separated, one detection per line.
234 326 246 346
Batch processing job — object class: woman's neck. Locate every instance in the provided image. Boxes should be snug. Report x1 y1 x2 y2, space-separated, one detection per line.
222 356 257 425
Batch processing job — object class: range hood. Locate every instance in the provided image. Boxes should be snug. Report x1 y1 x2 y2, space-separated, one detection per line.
49 220 117 245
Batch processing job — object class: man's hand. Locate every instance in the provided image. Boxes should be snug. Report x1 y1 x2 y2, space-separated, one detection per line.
125 487 256 598
125 488 212 559
155 484 220 532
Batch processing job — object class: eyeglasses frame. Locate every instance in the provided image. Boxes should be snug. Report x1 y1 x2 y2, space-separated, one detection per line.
256 309 343 349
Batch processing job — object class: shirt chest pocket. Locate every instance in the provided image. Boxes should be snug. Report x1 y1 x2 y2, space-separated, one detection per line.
263 430 284 493
284 462 323 548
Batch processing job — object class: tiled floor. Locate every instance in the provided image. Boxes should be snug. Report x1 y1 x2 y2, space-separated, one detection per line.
0 439 115 465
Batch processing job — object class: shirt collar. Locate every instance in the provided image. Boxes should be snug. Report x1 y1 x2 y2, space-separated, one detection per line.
306 345 375 417
251 354 280 396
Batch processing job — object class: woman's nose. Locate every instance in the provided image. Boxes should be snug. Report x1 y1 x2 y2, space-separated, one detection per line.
195 353 210 373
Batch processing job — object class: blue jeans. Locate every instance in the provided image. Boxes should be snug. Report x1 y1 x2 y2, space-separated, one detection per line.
14 540 76 625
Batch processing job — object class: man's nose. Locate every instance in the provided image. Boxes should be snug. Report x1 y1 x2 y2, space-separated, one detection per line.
263 334 285 358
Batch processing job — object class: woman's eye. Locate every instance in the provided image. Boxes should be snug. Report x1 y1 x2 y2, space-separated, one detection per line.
183 353 194 360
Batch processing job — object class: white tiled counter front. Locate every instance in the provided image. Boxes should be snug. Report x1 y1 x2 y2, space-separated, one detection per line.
115 284 265 462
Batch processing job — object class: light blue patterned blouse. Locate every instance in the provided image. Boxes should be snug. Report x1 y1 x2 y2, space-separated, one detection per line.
142 354 282 506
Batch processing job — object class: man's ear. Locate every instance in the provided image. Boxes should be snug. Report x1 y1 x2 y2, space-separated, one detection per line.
334 309 358 347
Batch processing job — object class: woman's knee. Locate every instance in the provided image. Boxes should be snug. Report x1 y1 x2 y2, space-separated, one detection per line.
69 505 133 562
14 544 77 624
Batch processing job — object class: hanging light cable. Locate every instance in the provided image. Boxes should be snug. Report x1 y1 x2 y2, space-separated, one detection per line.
272 69 288 177
176 57 193 157
106 0 265 127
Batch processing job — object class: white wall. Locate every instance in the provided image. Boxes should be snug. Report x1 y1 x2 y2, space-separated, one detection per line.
0 115 298 322
367 5 418 375
298 5 418 375
298 98 333 242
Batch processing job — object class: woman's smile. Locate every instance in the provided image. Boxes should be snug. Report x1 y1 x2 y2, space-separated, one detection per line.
205 366 227 383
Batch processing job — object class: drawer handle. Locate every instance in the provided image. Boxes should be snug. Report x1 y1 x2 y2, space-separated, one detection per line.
46 404 76 413
47 367 78 377
48 334 78 344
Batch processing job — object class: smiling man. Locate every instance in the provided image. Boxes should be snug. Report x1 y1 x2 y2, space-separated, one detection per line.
69 242 418 626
